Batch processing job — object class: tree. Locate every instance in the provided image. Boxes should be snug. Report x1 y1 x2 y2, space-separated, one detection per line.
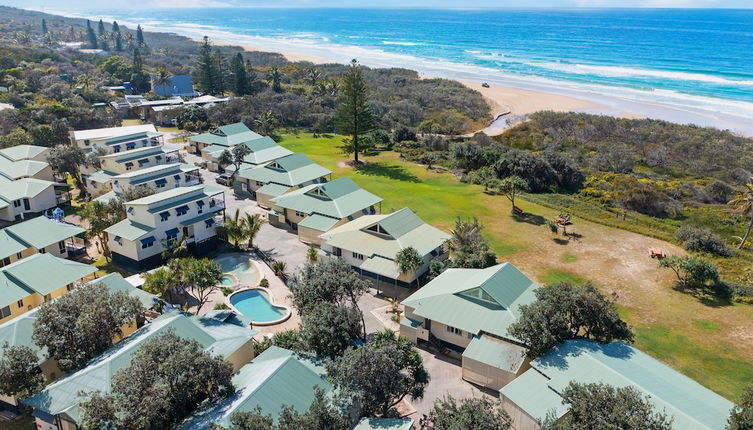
420 396 512 430
47 145 88 197
143 266 176 303
242 213 266 249
130 48 150 92
230 53 250 96
153 66 170 87
328 329 428 416
306 245 318 263
80 200 122 261
169 257 224 314
335 59 375 164
266 67 282 93
658 255 719 289
80 332 234 430
446 217 497 269
112 21 120 32
0 344 44 400
307 68 322 86
231 144 251 172
508 282 633 358
542 382 673 430
196 36 218 94
136 24 144 46
300 302 363 359
272 260 288 283
217 208 245 247
161 235 189 262
214 51 229 96
254 110 278 136
97 19 105 35
218 149 233 171
32 283 144 372
289 259 370 338
395 246 423 287
86 20 97 48
728 384 753 430
41 18 48 35
0 128 34 149
729 178 753 249
495 175 529 213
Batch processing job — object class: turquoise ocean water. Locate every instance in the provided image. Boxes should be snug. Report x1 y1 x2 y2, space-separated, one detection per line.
63 8 753 131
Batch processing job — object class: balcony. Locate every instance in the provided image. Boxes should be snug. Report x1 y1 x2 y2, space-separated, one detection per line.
184 177 201 186
208 198 225 211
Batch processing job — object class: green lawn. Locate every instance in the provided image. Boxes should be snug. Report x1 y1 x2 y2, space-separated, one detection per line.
277 133 753 401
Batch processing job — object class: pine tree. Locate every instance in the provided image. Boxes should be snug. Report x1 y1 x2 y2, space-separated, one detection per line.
230 53 249 96
97 19 105 35
196 36 218 95
86 20 97 49
112 21 120 32
136 24 144 46
130 48 149 92
335 59 375 163
115 32 123 51
41 19 48 35
213 51 228 96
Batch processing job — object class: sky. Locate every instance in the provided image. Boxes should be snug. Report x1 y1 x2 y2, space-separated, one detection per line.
2 0 752 9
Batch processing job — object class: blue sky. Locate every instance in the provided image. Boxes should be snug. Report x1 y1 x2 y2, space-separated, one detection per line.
2 0 752 8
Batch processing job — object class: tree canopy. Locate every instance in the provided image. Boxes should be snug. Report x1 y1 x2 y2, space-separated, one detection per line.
420 396 512 430
0 343 44 400
728 384 753 430
335 59 375 163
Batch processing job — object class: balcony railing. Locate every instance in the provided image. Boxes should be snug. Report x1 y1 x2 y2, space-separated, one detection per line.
208 199 225 211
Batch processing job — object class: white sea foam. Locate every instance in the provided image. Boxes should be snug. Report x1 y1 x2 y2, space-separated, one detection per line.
382 41 423 46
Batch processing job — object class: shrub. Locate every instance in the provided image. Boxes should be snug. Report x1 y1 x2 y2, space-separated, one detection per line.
259 278 270 288
213 303 230 310
675 225 732 257
717 280 753 304
221 287 234 296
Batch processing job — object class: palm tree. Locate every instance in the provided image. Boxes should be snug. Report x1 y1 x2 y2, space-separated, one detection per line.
271 260 288 283
254 110 278 136
307 68 322 86
154 66 170 87
216 208 245 248
395 246 423 288
306 245 318 263
242 213 266 250
729 178 753 249
143 267 176 303
76 73 96 93
325 78 340 97
266 67 282 92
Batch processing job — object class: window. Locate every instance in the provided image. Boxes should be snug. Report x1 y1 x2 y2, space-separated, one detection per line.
142 241 154 249
84 139 90 146
127 207 134 215
352 252 364 260
16 299 23 308
126 142 135 150
155 155 162 161
0 306 10 319
175 206 189 216
125 162 134 171
138 158 149 166
66 284 74 292
0 257 9 267
43 294 52 303
59 241 66 254
446 325 462 336
13 200 21 208
39 248 46 254
114 236 122 246
256 181 263 186
295 211 305 218
165 228 179 241
160 212 170 222
467 332 474 339
113 146 121 153
15 252 22 260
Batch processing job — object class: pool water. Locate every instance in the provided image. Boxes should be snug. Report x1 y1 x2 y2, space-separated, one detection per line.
229 289 285 323
216 256 259 285
220 275 235 286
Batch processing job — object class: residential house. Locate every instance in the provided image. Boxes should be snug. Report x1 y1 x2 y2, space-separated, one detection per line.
0 216 85 266
0 158 56 182
152 74 199 98
234 153 331 208
23 311 257 430
95 163 202 203
354 418 415 430
499 340 734 430
0 273 159 413
69 124 164 154
105 185 226 270
174 346 333 430
84 144 181 196
319 208 449 293
0 253 96 323
400 262 539 391
0 178 66 222
189 122 291 171
269 176 382 245
0 144 50 163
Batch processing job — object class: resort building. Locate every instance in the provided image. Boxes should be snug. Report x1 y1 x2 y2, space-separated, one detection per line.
0 216 85 266
234 153 331 208
499 340 734 430
269 176 382 245
0 178 67 222
0 253 96 323
0 144 54 184
354 418 415 430
400 262 539 391
175 346 333 429
105 185 226 270
95 163 202 203
0 273 159 413
319 208 450 292
0 144 49 163
23 311 257 430
188 122 291 171
69 124 164 154
151 74 199 98
85 144 182 196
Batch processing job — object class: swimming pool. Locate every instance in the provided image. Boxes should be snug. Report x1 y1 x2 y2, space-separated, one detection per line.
215 255 260 286
228 288 290 324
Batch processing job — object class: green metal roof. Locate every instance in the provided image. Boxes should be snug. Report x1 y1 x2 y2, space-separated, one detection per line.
238 153 330 186
85 170 115 184
359 255 401 279
175 346 332 429
401 263 539 340
319 208 449 259
180 211 220 227
271 177 382 219
0 230 29 260
0 144 47 162
0 253 95 307
93 191 117 203
0 160 49 180
4 217 84 250
241 139 293 165
297 213 340 232
354 418 414 430
23 311 257 421
201 144 228 156
0 178 55 202
114 163 197 186
255 183 291 198
111 146 173 164
125 185 223 213
462 335 527 373
91 273 161 310
104 219 154 241
191 123 266 148
500 340 734 430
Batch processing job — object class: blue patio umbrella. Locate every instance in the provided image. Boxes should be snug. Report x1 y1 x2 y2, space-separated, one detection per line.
52 207 65 222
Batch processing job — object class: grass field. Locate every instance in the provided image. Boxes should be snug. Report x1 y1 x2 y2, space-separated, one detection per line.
278 132 753 400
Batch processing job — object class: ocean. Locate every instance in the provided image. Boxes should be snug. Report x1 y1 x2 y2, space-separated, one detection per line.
58 8 753 133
